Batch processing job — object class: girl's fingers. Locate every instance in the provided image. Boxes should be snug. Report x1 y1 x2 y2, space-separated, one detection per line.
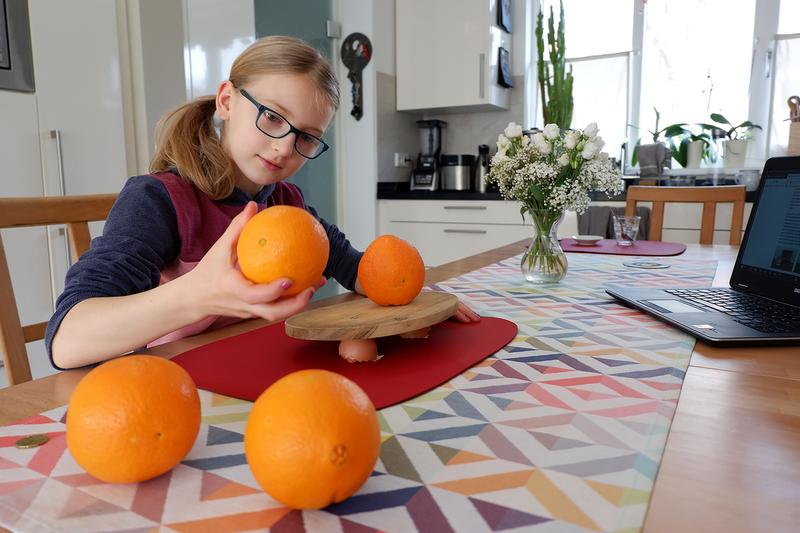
239 277 294 305
452 302 481 323
249 287 315 322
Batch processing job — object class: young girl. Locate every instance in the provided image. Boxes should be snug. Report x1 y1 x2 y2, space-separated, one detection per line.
47 36 479 370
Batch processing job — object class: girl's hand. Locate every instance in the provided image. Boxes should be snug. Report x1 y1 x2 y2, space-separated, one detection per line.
452 300 481 323
187 201 321 322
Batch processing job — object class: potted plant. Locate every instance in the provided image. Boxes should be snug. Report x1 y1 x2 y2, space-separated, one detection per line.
675 129 714 169
629 107 688 172
535 1 573 129
699 113 762 169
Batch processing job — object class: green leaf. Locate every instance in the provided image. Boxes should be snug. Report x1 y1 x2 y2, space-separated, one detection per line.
662 124 690 138
738 121 762 130
710 113 730 125
669 137 689 167
631 138 641 167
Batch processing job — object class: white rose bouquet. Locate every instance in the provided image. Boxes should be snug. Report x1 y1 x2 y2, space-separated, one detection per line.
488 122 623 282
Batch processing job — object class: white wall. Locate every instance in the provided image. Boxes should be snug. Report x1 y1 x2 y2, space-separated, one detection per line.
333 0 378 250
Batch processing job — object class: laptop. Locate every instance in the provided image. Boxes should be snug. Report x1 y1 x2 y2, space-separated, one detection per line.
606 156 800 345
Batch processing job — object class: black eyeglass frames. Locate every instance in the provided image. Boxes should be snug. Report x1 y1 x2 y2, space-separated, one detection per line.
239 88 329 159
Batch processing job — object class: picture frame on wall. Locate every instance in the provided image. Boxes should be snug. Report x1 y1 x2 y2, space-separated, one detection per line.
497 47 513 87
0 0 35 93
497 0 512 33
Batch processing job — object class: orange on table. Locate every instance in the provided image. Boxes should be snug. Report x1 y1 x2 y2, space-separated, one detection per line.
237 205 329 296
244 369 380 509
66 355 201 484
358 234 425 305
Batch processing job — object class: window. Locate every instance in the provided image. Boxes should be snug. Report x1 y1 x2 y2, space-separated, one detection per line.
640 0 756 141
769 1 800 156
526 0 790 169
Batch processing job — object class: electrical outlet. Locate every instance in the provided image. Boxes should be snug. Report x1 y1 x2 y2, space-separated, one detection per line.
394 152 411 168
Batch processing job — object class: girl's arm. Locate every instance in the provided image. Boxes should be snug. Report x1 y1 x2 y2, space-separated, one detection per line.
51 202 317 369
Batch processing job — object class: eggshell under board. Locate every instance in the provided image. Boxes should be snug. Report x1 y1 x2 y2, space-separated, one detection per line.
338 339 382 363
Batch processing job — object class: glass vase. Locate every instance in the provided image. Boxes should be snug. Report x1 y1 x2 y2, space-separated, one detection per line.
521 209 568 283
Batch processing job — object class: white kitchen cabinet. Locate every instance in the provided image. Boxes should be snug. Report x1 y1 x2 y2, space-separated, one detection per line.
395 0 511 112
378 200 578 266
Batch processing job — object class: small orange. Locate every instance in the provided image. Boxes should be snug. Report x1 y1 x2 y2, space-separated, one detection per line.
66 355 201 484
358 234 425 305
244 369 380 509
237 205 329 296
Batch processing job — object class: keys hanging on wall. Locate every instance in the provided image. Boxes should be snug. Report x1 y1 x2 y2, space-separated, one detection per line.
340 33 372 121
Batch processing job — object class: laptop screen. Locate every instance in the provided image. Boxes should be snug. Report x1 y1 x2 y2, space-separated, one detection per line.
732 158 800 306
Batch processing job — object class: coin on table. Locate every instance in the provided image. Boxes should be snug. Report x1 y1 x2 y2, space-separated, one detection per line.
15 434 49 449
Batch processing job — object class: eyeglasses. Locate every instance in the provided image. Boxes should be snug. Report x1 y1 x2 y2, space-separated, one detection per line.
239 88 329 159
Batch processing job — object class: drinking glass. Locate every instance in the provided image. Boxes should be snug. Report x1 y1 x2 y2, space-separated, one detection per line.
613 215 641 246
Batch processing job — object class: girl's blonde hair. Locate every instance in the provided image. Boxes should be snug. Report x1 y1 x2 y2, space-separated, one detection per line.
150 36 339 199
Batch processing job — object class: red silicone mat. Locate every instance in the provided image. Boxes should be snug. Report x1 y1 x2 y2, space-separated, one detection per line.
560 238 687 256
171 316 518 409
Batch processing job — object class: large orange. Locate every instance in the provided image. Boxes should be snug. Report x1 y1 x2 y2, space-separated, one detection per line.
66 355 201 484
237 205 329 296
244 369 380 509
358 234 425 305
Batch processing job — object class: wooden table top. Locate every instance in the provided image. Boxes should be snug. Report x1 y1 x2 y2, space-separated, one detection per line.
1 242 798 532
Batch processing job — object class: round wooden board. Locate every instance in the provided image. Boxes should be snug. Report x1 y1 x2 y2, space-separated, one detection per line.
284 291 459 340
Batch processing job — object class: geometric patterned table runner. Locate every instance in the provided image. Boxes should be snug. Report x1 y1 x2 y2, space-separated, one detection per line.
0 253 716 532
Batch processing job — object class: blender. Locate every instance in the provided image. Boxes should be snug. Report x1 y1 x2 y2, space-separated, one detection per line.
410 119 447 191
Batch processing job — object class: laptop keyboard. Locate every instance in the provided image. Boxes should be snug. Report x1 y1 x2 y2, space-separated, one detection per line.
665 288 800 334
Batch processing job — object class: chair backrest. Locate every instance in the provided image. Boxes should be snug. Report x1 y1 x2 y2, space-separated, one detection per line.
0 194 117 386
624 185 746 245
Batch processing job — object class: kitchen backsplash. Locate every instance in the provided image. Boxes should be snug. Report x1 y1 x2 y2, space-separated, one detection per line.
377 72 524 182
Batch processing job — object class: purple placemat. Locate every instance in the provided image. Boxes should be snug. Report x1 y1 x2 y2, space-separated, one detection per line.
560 238 687 256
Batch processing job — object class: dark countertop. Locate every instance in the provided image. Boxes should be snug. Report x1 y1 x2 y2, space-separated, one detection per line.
377 182 503 200
378 181 757 203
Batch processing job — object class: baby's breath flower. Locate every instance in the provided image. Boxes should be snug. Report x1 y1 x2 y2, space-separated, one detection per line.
485 121 623 215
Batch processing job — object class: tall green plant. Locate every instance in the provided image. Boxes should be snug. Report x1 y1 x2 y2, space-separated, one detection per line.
536 1 573 129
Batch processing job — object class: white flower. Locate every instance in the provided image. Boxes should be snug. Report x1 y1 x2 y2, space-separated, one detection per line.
583 122 599 138
488 121 622 215
543 124 560 140
504 122 523 138
582 142 599 160
496 134 510 150
531 133 550 154
538 141 552 155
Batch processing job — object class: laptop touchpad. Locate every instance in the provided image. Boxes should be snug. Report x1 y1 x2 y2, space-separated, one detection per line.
643 299 703 314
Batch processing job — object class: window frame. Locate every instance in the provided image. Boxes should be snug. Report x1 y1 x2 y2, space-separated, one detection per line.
524 0 788 167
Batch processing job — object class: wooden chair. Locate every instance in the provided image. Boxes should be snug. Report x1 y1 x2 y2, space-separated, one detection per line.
625 185 746 245
0 194 117 385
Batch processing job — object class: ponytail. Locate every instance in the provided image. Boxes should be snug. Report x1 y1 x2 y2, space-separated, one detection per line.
149 96 236 199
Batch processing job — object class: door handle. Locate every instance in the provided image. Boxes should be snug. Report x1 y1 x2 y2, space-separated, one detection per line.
444 229 487 234
49 130 66 196
443 205 487 210
479 53 485 98
49 129 73 267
